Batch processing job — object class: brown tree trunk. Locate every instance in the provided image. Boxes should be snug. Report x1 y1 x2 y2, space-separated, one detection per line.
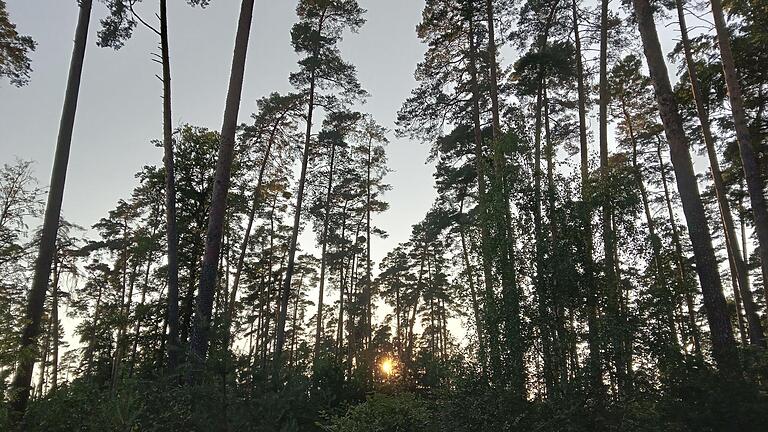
632 0 739 374
158 0 181 371
675 0 764 347
189 0 256 368
9 0 92 422
709 0 768 304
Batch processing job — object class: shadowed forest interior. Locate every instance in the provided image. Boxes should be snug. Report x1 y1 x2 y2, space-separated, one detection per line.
2 0 768 430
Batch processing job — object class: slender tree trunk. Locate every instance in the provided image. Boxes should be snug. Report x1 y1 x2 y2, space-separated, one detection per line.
158 0 181 371
9 0 92 422
315 138 337 358
656 139 703 356
485 0 523 396
365 136 373 350
675 0 764 347
276 82 314 365
336 200 349 357
227 115 287 333
632 0 739 374
465 4 500 382
708 0 768 304
36 316 52 401
621 99 680 349
598 0 626 395
536 82 555 396
726 234 749 345
189 0 256 368
50 258 60 394
459 195 487 377
112 261 139 390
276 12 326 364
129 252 153 376
572 0 601 394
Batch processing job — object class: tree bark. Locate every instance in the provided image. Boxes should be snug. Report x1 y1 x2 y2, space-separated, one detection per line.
159 0 181 371
675 0 764 347
466 4 500 382
189 0 255 368
708 0 768 304
632 0 739 374
9 0 92 423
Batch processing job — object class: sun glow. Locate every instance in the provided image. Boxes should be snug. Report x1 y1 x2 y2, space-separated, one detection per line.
380 357 395 376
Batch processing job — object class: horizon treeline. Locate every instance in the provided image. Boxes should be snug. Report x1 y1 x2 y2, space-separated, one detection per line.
1 0 768 430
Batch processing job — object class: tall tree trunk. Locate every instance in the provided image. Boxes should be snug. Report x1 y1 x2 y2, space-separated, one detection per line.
50 258 60 394
276 12 326 364
315 137 337 358
572 0 602 394
459 195 487 377
656 139 703 356
621 98 680 349
189 0 255 368
465 3 500 382
276 81 314 365
632 0 739 374
129 255 152 377
158 0 181 371
227 115 287 336
9 0 92 422
675 0 764 347
536 82 555 396
708 0 768 304
365 136 373 350
485 0 524 396
111 261 139 390
599 0 626 395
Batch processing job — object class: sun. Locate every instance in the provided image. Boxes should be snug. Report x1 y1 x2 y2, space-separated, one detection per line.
380 357 395 376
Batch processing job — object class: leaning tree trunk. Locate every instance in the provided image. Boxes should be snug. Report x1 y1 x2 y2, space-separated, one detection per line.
276 11 326 365
189 0 256 368
675 0 764 348
275 73 315 365
159 0 181 371
9 0 92 424
656 138 703 357
708 0 768 305
227 116 285 340
631 0 740 375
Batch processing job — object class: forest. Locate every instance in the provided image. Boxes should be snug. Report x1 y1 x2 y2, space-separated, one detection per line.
1 0 768 430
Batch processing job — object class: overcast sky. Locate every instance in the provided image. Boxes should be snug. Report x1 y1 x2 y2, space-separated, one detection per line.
0 0 436 265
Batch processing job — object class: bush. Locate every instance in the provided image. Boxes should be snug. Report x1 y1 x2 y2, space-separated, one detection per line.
323 393 435 432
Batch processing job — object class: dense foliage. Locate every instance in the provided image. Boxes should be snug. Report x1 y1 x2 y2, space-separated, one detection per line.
2 0 768 430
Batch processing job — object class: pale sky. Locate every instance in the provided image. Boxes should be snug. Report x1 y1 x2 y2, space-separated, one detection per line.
0 0 435 266
1 1 718 349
